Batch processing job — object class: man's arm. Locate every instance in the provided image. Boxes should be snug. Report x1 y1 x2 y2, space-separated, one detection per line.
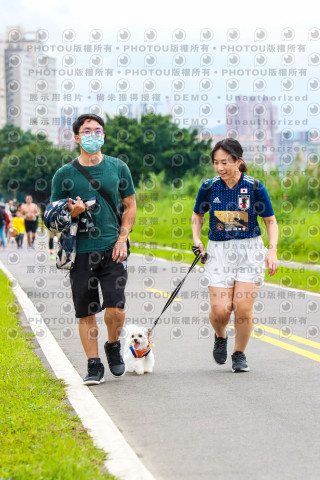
34 203 40 217
50 169 86 218
112 193 136 263
20 204 26 219
51 169 68 202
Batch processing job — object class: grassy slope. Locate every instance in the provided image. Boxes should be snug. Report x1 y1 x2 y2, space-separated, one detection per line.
130 185 320 293
130 245 320 293
0 270 117 480
132 190 319 265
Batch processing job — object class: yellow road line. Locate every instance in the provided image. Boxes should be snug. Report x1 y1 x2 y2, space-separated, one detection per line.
229 326 320 363
255 324 320 350
251 331 320 362
145 289 320 362
144 288 182 301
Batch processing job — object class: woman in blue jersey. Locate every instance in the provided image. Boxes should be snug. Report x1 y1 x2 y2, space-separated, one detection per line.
192 138 278 372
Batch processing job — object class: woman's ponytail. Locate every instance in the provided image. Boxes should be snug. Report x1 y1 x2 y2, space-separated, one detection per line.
239 160 248 173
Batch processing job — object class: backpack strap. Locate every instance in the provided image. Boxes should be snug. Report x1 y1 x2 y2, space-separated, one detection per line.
205 178 214 207
71 159 122 227
253 178 260 214
71 160 130 252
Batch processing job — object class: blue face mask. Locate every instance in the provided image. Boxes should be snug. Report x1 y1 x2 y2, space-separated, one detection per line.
80 134 104 153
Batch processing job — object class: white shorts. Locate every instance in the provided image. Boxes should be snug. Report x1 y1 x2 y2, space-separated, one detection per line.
204 236 268 288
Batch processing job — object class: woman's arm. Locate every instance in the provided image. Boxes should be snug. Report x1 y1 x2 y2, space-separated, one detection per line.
191 212 206 256
262 215 279 276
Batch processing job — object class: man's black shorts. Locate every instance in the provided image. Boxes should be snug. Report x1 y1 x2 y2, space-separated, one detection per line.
24 220 38 233
70 249 128 318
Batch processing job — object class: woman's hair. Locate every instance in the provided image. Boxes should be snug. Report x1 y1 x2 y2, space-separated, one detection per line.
210 138 248 173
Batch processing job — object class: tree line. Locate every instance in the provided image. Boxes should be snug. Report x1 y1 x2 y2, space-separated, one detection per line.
0 113 318 208
0 113 211 202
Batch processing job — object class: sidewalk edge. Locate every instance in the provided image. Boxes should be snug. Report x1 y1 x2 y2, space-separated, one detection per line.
0 260 156 480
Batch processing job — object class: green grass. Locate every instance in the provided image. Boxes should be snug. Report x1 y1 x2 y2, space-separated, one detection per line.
131 244 195 264
0 270 117 480
273 208 320 265
131 172 320 294
130 245 320 293
132 174 320 266
261 266 320 293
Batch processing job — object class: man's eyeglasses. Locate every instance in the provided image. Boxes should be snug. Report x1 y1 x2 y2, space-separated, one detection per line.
78 128 104 136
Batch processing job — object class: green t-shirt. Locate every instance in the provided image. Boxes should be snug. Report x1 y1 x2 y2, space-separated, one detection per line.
50 155 135 253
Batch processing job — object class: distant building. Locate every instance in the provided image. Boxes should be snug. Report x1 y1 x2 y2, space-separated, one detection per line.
226 95 279 163
226 95 278 139
133 102 160 121
58 106 79 150
0 34 7 129
2 26 58 145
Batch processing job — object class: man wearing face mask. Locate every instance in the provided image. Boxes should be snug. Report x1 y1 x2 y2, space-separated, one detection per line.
50 114 136 385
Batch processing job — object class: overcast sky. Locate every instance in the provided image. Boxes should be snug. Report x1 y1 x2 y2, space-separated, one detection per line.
1 0 320 133
1 0 319 30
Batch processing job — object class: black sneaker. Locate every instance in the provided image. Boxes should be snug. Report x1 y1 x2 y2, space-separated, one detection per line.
104 340 125 377
231 351 250 372
83 358 105 385
213 333 228 364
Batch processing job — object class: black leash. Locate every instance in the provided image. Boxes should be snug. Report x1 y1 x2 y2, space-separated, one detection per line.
148 252 203 337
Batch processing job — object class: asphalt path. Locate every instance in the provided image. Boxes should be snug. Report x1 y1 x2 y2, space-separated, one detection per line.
1 232 320 480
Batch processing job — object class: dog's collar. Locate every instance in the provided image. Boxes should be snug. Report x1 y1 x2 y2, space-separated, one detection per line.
130 342 151 358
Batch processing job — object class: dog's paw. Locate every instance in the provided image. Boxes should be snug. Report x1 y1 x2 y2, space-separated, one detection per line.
135 369 145 375
144 368 153 373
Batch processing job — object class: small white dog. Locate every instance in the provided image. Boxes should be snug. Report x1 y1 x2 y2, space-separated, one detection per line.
124 324 155 375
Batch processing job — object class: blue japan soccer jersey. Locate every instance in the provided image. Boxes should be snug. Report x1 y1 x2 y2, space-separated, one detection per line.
193 173 274 241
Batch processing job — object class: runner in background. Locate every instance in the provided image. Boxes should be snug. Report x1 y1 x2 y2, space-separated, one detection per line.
0 203 7 250
4 205 10 241
12 206 25 249
7 200 18 244
20 195 40 248
8 200 19 218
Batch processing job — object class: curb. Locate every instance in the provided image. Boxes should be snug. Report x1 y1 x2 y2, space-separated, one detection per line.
0 260 156 480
